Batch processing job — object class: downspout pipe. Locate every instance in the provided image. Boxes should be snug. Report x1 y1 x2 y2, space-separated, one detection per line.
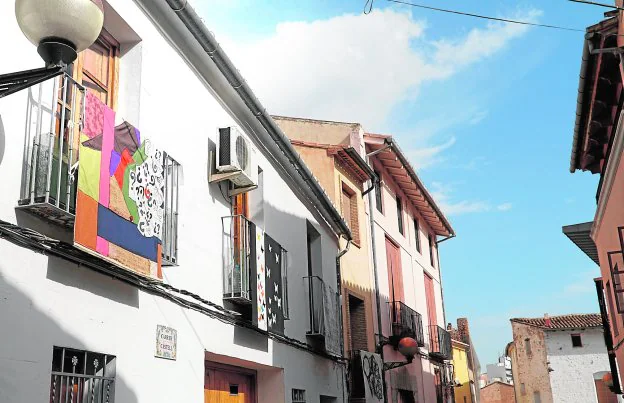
163 0 352 241
336 237 351 399
365 153 388 403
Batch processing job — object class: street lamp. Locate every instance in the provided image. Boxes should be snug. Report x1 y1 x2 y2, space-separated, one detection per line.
0 0 104 98
382 336 420 371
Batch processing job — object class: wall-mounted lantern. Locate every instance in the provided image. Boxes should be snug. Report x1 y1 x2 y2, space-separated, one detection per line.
0 0 104 98
383 336 419 371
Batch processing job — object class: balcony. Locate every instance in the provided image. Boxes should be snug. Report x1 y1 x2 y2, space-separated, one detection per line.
428 325 451 360
389 301 424 347
17 73 85 227
304 275 341 354
222 215 253 304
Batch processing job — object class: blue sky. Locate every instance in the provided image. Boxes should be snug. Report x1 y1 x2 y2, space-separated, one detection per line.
193 0 607 365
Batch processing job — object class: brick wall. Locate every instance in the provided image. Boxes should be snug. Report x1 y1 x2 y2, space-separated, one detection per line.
480 382 515 403
348 294 368 352
510 322 553 403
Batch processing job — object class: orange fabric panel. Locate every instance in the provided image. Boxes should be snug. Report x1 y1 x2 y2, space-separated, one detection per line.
157 244 162 280
74 191 98 250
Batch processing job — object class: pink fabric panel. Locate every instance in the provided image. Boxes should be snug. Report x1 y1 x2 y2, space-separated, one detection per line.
99 107 115 208
96 236 109 256
83 92 104 138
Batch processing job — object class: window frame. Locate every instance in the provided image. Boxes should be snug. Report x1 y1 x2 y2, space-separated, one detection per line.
571 333 583 348
524 338 532 356
429 234 436 268
341 183 360 246
396 195 404 235
374 169 383 214
414 217 421 253
608 251 624 313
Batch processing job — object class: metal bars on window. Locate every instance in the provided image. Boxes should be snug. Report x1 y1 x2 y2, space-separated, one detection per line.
162 152 180 266
222 214 252 303
281 248 289 319
49 347 116 403
19 73 85 226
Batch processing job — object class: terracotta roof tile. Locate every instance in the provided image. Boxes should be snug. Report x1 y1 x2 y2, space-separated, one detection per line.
511 314 603 330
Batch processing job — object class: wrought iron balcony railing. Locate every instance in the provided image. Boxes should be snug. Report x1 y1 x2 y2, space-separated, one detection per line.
428 325 452 360
17 73 85 227
222 215 253 304
304 275 341 354
389 301 425 347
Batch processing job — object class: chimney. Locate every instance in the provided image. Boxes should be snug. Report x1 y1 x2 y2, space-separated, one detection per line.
544 313 552 328
457 318 470 345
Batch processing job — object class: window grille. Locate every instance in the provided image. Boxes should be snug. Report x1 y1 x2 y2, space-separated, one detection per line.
609 251 624 313
414 218 421 253
374 170 383 213
49 346 116 403
161 152 180 266
292 388 306 402
281 248 290 319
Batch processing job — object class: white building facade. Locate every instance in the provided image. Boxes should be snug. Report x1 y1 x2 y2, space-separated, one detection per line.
546 327 613 403
0 1 352 402
364 134 455 403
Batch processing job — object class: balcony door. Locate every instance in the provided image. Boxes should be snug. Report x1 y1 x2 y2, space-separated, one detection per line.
385 237 403 302
424 274 437 327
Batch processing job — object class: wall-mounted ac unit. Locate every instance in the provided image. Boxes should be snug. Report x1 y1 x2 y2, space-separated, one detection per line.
217 127 258 188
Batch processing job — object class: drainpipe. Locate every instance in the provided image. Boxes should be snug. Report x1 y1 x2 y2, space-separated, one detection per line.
336 237 351 401
365 153 389 403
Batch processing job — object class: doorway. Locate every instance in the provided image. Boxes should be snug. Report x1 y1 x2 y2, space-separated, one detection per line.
205 362 256 403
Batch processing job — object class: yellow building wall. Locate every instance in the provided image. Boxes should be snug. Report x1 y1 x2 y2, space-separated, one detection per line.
453 344 473 403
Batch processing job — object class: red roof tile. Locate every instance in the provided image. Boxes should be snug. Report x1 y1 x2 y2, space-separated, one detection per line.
511 314 603 330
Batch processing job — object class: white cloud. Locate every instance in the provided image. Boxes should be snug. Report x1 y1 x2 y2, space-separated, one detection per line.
431 182 512 216
220 7 540 131
497 202 513 211
407 137 456 170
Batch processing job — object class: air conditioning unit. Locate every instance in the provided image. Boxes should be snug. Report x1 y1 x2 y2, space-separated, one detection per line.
217 127 258 188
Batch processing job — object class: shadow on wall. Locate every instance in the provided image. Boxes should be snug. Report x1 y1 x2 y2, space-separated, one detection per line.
0 271 139 403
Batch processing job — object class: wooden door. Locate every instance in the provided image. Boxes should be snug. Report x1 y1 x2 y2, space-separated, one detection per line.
424 274 437 327
385 237 403 302
205 365 255 403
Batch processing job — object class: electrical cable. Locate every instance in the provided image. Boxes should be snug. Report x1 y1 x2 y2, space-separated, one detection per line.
384 0 585 32
568 0 624 11
0 218 347 363
364 0 375 14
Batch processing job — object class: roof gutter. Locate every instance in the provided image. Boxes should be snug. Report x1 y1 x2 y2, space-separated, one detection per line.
383 138 455 237
570 34 593 173
159 0 351 240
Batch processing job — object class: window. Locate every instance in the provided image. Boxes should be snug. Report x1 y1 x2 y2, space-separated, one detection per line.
398 390 416 403
374 170 383 213
396 196 404 235
571 334 583 347
229 384 239 395
525 338 532 356
50 346 116 402
533 391 541 403
292 388 306 402
429 234 436 267
414 217 421 253
77 29 119 106
348 294 368 352
520 383 526 395
341 184 360 245
162 153 181 265
608 251 624 313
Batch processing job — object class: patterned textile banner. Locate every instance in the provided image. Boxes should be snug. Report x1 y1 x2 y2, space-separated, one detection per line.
360 351 384 403
264 234 285 335
74 92 164 280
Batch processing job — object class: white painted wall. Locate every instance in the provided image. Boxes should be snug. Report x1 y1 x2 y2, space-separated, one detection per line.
367 152 449 403
545 328 611 403
0 1 346 402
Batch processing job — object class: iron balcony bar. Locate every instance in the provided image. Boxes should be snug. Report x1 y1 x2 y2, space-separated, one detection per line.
428 325 452 360
389 300 425 347
221 214 252 303
304 275 326 338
